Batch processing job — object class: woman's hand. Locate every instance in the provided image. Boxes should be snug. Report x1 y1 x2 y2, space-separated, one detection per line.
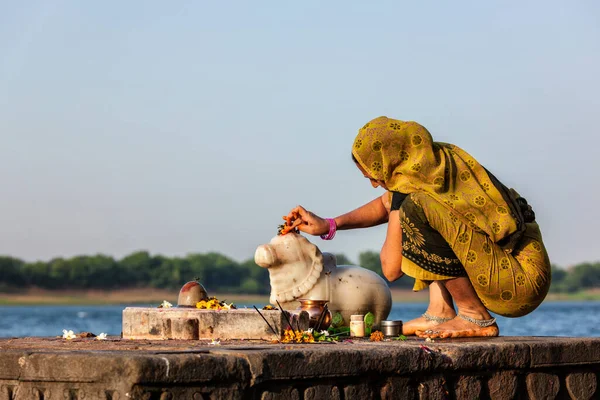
286 206 329 236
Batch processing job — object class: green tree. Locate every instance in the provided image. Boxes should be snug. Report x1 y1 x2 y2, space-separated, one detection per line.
120 251 155 287
240 258 270 294
334 253 354 265
64 256 92 288
358 251 414 289
48 258 72 289
21 261 51 287
562 262 600 292
195 252 244 292
147 255 178 289
358 251 382 275
549 264 567 293
0 256 25 290
86 255 119 289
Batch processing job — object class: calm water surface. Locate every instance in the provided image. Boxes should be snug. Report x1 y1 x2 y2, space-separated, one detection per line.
0 301 598 338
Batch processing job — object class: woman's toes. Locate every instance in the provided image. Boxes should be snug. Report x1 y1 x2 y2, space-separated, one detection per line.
416 329 433 338
440 331 453 339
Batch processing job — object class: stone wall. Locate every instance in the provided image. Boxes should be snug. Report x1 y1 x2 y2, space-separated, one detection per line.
0 336 598 399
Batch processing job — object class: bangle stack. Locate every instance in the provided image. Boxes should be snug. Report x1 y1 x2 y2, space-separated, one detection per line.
320 218 337 240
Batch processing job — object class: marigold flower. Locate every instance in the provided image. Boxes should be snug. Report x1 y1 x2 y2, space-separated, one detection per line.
370 331 384 342
196 297 236 310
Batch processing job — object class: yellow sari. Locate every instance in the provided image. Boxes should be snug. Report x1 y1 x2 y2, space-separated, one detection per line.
352 117 550 317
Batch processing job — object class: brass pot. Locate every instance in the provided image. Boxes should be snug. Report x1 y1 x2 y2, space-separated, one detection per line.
296 299 332 330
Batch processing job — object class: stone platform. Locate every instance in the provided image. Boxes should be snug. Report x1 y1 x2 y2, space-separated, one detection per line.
0 336 598 400
122 307 309 341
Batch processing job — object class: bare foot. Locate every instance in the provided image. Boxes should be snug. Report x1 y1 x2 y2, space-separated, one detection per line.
403 312 456 336
416 315 499 338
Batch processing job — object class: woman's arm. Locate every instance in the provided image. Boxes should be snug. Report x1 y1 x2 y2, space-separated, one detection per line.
380 210 404 281
334 192 390 230
288 192 391 236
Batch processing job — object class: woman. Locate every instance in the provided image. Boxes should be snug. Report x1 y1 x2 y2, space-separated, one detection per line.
287 116 550 338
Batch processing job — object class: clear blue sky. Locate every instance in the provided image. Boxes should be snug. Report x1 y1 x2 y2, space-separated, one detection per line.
1 1 599 267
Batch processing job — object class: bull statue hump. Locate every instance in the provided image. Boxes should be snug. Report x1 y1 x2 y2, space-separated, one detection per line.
254 233 392 327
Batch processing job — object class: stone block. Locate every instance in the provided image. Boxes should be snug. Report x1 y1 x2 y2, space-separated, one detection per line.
418 377 448 400
528 338 600 367
439 340 531 370
122 307 308 341
130 386 244 400
488 371 519 400
344 383 374 399
566 372 597 400
453 375 482 399
526 372 560 400
380 378 415 400
0 352 24 380
237 343 448 385
261 387 301 400
130 353 251 385
304 385 340 400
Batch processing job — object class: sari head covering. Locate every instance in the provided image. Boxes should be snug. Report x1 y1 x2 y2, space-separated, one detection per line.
352 116 522 245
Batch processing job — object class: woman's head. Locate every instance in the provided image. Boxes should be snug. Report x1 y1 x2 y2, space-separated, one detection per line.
352 117 523 244
352 153 387 189
351 116 436 192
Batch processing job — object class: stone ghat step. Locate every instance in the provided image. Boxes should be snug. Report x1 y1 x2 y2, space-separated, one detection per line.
122 307 310 340
0 337 598 400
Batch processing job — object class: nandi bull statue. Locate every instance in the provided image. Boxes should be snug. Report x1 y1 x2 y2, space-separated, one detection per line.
254 233 392 327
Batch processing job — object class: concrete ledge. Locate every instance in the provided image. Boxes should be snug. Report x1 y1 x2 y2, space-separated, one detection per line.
0 336 598 399
122 307 310 341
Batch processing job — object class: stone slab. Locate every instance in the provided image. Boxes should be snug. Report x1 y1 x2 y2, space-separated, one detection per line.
122 307 309 341
0 336 599 400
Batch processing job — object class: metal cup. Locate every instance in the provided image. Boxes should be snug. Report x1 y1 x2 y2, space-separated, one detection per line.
381 320 403 336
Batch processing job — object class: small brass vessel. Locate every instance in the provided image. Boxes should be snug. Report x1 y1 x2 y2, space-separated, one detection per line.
296 299 332 330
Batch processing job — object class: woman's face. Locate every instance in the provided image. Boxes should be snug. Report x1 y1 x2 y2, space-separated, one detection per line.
355 161 388 190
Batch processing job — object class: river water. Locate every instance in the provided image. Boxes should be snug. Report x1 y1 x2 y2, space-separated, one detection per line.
1 301 598 338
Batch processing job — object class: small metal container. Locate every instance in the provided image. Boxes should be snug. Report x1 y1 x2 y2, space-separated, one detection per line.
381 320 402 336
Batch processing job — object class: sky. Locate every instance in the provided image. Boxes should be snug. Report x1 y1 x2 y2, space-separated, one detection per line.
1 1 599 268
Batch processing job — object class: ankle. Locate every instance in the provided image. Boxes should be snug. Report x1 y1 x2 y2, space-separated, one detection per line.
425 305 456 317
456 306 491 320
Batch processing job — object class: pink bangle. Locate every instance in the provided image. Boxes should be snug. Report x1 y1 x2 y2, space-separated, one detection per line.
320 218 337 240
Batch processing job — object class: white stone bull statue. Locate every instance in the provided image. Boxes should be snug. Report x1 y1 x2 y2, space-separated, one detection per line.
254 233 392 327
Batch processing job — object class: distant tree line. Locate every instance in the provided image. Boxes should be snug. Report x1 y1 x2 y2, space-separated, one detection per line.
0 251 414 294
550 263 600 293
0 251 597 294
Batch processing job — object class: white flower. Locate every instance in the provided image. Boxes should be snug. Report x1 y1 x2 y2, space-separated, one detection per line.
221 302 233 310
306 328 314 334
160 300 173 308
209 339 221 346
96 333 108 340
62 329 76 340
319 330 329 337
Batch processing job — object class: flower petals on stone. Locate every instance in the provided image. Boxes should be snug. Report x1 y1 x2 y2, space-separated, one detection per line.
62 329 76 340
